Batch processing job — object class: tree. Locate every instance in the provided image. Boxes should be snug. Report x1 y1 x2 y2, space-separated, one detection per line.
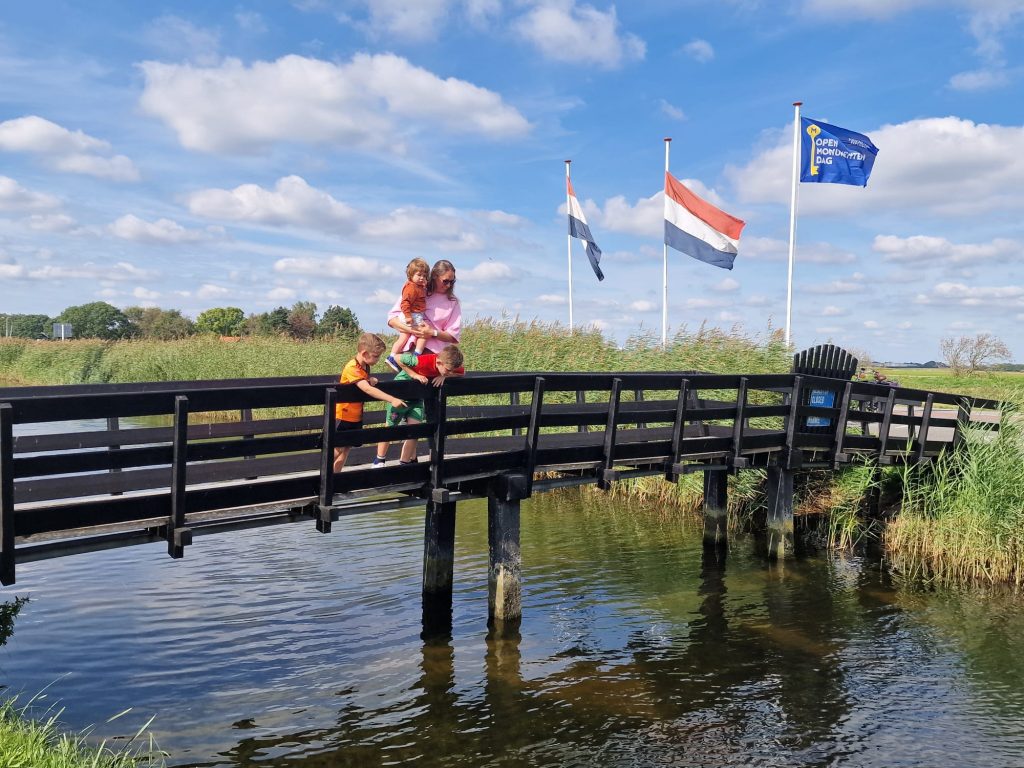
244 306 290 336
2 313 51 339
55 302 133 339
286 301 317 341
318 305 359 337
124 306 195 340
940 333 1011 377
195 307 245 336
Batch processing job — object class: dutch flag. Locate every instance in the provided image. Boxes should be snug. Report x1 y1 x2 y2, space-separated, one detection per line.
663 171 745 270
566 178 605 281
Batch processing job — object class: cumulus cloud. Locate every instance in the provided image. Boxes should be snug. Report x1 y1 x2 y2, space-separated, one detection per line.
366 287 399 305
713 277 740 292
0 176 59 211
0 116 139 181
20 261 154 281
27 213 78 232
139 53 530 154
462 260 514 281
514 1 645 69
273 254 396 280
360 207 482 251
539 293 567 305
682 39 714 62
188 175 358 232
659 99 686 121
916 281 1024 308
109 214 215 244
805 272 868 295
728 117 1024 216
629 299 655 311
873 234 1021 264
197 283 231 299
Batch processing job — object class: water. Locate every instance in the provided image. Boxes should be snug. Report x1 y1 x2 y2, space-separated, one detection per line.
3 490 1024 767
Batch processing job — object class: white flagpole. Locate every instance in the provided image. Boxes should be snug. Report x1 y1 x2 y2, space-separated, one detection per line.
785 102 802 348
662 137 671 348
565 159 574 331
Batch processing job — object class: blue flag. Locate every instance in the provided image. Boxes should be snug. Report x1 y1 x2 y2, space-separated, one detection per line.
800 117 878 187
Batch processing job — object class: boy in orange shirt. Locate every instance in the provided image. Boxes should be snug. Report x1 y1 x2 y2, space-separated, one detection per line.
334 333 406 472
385 257 430 372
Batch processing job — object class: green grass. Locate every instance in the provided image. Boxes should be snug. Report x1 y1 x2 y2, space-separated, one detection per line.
885 399 1024 586
0 697 164 768
879 367 1023 403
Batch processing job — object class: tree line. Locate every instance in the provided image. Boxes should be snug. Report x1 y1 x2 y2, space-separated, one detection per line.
0 301 359 341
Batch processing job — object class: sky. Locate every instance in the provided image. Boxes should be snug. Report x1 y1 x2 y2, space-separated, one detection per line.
1 0 1022 362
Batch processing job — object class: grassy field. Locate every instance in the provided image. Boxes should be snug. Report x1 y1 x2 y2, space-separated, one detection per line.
878 367 1023 403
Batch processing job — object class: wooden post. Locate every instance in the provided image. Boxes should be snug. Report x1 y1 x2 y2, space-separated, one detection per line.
765 465 794 560
634 389 646 430
952 397 971 450
576 390 587 433
523 378 544 496
107 415 122 496
488 473 527 622
168 395 192 559
731 377 748 467
915 393 934 462
241 407 257 479
665 377 689 481
599 378 623 490
702 468 728 549
510 391 522 437
0 403 15 585
430 387 448 496
832 382 853 468
317 387 337 533
422 498 457 595
877 388 897 462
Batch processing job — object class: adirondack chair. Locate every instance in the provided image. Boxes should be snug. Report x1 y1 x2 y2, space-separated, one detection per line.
792 344 858 432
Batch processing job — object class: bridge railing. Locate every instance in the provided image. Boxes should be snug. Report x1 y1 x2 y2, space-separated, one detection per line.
0 372 1002 584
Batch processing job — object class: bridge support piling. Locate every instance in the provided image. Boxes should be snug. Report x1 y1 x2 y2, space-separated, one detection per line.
422 498 457 595
488 473 527 622
702 468 728 549
765 466 794 560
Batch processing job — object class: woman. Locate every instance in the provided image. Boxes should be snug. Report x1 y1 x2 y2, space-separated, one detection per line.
377 260 461 465
386 259 461 354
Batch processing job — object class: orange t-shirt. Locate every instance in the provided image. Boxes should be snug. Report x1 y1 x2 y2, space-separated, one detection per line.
335 357 369 422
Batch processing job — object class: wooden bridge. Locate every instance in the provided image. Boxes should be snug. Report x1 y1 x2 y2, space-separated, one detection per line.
0 347 1000 621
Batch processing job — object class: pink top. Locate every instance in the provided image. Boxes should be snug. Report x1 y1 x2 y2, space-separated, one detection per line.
388 291 462 354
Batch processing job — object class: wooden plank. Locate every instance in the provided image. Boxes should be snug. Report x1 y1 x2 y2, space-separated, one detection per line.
665 378 689 481
731 378 748 467
523 377 545 495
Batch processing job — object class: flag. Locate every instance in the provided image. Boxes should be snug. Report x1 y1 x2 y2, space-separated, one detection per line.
566 178 605 281
663 172 745 270
800 117 878 187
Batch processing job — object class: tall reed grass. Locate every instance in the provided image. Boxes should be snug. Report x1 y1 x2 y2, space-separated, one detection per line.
886 397 1024 586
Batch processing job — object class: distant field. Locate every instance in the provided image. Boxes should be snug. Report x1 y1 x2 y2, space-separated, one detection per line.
879 367 1023 403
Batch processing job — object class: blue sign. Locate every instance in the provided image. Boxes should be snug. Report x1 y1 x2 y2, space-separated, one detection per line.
806 389 834 428
801 117 878 187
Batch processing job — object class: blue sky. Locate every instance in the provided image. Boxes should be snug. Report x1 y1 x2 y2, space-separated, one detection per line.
1 0 1022 362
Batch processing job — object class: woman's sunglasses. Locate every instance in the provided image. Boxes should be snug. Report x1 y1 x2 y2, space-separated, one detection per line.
442 278 456 286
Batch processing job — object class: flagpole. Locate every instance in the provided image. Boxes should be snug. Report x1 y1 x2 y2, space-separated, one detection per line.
662 137 671 348
786 102 802 348
565 160 574 330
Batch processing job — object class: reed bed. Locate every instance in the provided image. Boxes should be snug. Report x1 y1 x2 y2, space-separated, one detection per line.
886 397 1024 586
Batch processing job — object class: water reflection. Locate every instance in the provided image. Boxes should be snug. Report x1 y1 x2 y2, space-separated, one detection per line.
4 491 1024 766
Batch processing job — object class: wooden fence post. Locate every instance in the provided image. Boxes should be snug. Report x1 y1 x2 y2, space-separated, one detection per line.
599 378 623 490
703 468 728 549
317 387 337 533
0 404 15 585
422 498 457 595
765 465 794 560
167 395 192 559
487 472 528 622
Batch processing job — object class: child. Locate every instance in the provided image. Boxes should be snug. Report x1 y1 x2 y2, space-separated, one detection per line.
385 258 431 372
334 333 407 472
373 345 465 467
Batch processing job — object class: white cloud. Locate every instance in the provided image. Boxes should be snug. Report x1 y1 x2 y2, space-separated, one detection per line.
109 214 213 244
873 234 1021 264
682 39 714 62
132 286 160 301
139 53 530 154
24 261 153 282
0 116 139 181
806 273 868 295
197 283 231 299
514 1 645 69
822 305 846 316
27 213 77 232
273 254 396 280
739 235 856 264
918 281 1024 308
144 15 221 64
948 68 1010 91
463 261 514 281
728 117 1024 216
0 176 59 211
659 99 686 121
629 299 655 311
188 175 358 232
539 293 567 305
366 287 398 305
267 286 297 301
713 277 739 292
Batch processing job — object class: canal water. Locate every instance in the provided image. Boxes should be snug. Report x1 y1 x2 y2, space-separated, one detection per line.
3 490 1024 766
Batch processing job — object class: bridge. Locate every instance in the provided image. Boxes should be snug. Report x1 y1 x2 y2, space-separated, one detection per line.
0 349 1000 621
